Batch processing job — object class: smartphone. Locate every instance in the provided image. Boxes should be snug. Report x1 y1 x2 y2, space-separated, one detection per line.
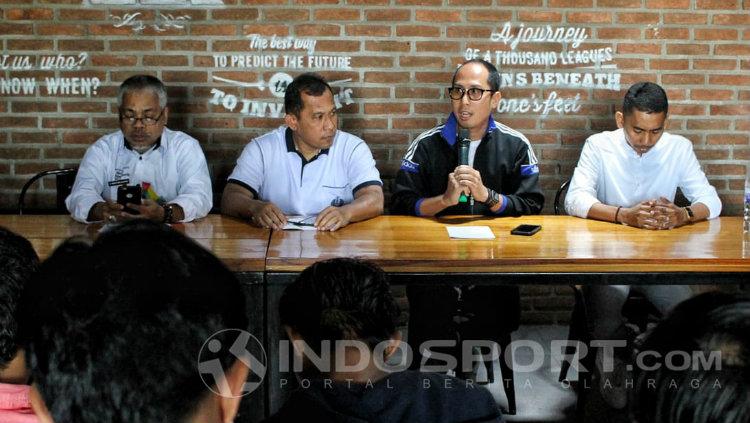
117 184 142 214
510 224 541 236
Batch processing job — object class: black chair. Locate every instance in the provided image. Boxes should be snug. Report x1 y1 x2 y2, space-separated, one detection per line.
18 168 78 214
553 178 570 216
553 179 588 384
409 284 518 415
452 304 517 415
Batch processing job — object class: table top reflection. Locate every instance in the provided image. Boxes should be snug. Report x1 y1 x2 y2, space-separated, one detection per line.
4 214 748 274
266 215 750 273
0 215 270 272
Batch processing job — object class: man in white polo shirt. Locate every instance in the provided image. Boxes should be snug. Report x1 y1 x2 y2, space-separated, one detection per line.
565 81 722 409
221 73 383 231
66 75 212 224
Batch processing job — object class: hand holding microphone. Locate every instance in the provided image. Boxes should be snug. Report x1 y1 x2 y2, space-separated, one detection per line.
457 128 471 204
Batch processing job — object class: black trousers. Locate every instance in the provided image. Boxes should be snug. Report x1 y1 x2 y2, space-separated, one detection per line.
406 284 520 377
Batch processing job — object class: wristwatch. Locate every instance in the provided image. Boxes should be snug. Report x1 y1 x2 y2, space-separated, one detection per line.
162 203 174 223
484 188 500 209
684 206 694 223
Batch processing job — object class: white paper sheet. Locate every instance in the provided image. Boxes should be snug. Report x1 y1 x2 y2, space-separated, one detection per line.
445 226 496 239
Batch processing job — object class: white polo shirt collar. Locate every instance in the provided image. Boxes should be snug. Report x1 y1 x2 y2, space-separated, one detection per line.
284 127 330 168
123 136 162 153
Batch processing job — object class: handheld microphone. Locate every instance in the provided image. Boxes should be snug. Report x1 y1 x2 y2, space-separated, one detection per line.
457 128 471 204
458 128 470 166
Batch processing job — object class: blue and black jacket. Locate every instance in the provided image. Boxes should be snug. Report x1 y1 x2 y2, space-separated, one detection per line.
392 113 545 216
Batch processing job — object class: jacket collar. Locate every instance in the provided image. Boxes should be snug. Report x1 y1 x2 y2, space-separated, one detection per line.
440 113 496 146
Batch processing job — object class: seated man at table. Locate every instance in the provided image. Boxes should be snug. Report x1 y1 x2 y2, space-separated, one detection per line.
66 74 212 224
266 258 503 423
19 220 250 423
221 73 383 231
0 227 50 423
631 291 750 423
391 59 544 386
564 81 722 409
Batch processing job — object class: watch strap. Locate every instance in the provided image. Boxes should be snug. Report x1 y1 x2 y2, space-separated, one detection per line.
162 203 174 223
484 188 499 209
684 206 694 222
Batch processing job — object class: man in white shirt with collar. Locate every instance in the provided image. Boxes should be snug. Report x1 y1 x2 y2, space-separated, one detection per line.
221 73 383 231
66 75 212 224
565 81 722 409
566 81 720 228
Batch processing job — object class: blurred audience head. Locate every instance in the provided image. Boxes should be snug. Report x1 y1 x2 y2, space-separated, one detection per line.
0 226 39 375
279 258 401 376
632 291 750 423
20 220 249 423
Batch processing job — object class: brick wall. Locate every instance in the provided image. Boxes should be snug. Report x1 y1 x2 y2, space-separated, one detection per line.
2 0 749 323
2 0 749 213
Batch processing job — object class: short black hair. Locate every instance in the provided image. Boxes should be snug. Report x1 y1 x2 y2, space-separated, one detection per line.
19 220 247 423
632 291 750 423
452 59 501 92
622 81 668 116
284 72 333 117
279 258 399 352
0 227 38 369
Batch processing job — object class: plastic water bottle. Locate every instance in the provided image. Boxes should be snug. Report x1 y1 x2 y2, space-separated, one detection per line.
745 169 750 233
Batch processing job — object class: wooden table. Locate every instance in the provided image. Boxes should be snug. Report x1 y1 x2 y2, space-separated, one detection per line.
267 215 750 274
0 214 270 272
264 215 750 415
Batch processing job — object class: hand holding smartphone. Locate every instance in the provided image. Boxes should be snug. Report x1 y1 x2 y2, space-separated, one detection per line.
117 185 142 214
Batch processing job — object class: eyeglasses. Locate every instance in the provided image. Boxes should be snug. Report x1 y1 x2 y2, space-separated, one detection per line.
447 86 495 101
120 109 165 126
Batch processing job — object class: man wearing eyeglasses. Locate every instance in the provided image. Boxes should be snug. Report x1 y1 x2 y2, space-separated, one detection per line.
391 60 543 381
392 59 543 217
66 74 212 223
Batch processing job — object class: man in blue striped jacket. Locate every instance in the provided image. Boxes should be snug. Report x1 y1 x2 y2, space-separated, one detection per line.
391 59 544 386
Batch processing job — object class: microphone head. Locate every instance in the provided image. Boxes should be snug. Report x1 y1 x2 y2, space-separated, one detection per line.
457 127 470 144
457 127 470 166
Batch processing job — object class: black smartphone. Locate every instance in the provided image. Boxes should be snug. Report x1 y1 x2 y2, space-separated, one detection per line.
510 224 541 236
117 184 142 214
